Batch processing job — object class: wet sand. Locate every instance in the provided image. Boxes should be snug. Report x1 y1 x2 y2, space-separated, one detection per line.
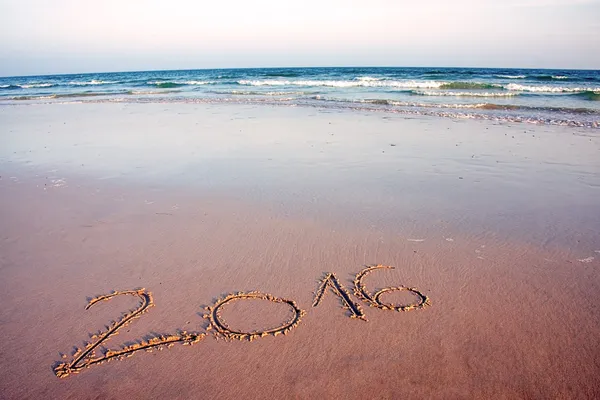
1 103 599 398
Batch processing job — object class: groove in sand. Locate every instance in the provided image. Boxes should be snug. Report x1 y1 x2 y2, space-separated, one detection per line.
54 289 204 378
203 291 306 341
353 265 431 311
313 272 367 320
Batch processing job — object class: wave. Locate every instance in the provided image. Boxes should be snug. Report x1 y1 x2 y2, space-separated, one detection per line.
237 79 444 88
2 81 117 89
318 101 599 128
505 83 600 93
181 80 213 85
68 80 119 86
8 95 59 100
366 100 487 109
147 80 213 88
570 91 600 101
8 91 127 100
310 96 489 109
309 96 599 115
7 89 186 100
439 82 501 90
412 90 517 97
234 79 600 94
356 76 383 82
148 81 185 88
531 75 569 81
478 103 599 114
19 83 55 88
495 75 526 79
210 90 314 96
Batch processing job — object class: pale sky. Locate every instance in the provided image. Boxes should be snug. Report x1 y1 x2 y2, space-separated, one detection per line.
0 0 599 76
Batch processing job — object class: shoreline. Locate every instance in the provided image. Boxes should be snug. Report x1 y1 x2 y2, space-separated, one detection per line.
2 95 599 129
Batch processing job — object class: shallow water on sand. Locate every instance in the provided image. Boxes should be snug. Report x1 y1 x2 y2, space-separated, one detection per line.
2 102 599 249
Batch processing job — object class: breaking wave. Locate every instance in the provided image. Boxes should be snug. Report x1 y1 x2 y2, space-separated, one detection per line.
68 80 119 86
310 96 599 114
505 83 600 93
570 91 600 101
439 82 501 90
412 90 517 97
19 83 55 88
147 80 213 88
237 79 444 88
209 90 315 96
531 75 569 81
9 92 108 100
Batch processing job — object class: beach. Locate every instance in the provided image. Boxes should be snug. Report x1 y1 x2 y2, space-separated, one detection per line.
1 101 599 398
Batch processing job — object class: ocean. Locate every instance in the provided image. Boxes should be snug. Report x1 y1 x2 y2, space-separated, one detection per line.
1 67 599 128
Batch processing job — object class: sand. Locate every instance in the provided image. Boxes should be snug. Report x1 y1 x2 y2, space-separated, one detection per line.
1 102 599 399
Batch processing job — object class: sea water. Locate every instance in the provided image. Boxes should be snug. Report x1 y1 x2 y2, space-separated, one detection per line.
1 67 599 128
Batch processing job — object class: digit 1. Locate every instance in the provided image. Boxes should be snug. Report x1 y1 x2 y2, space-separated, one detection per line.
312 273 367 320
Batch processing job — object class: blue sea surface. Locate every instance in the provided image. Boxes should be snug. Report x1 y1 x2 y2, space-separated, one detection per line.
1 67 599 128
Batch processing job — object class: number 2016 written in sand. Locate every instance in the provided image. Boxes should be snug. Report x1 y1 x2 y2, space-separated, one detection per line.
54 265 431 378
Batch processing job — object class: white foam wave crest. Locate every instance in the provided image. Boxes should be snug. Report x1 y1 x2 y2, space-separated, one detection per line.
505 84 600 93
147 80 213 85
182 80 213 85
20 83 54 88
496 75 526 79
235 79 600 94
237 79 443 89
413 90 517 97
0 84 10 88
68 80 118 86
356 76 383 81
553 76 568 80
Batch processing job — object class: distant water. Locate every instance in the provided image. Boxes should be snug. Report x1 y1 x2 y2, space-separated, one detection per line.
1 67 599 128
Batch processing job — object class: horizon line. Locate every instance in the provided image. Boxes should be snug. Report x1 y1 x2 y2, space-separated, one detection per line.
2 65 599 79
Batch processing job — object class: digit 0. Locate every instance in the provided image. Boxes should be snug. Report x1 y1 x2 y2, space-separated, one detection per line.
203 291 306 341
